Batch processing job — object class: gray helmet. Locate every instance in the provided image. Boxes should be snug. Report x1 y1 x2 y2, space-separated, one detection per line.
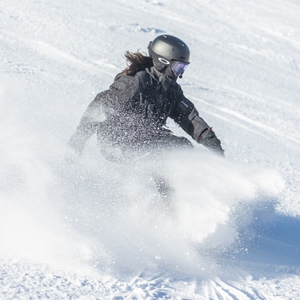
148 34 190 72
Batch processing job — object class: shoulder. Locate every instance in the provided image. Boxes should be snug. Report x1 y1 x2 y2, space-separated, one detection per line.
109 72 152 99
134 70 153 87
112 71 152 86
110 73 138 92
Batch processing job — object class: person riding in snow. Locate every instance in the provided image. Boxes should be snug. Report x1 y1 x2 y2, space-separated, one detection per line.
68 34 224 161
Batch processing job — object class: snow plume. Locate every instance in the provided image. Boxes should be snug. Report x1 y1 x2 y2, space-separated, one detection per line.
53 148 284 276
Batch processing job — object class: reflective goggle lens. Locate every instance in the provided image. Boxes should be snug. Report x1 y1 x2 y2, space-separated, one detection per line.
172 61 189 76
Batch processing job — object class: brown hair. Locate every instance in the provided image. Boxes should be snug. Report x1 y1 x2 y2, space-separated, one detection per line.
122 51 153 76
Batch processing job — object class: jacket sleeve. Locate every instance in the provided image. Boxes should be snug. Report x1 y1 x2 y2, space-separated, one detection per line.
170 85 210 140
68 92 107 155
170 85 224 155
68 74 141 155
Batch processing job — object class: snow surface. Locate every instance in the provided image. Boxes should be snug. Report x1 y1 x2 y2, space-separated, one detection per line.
1 0 300 298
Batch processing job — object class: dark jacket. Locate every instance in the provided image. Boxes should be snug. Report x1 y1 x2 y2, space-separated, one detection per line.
69 67 223 156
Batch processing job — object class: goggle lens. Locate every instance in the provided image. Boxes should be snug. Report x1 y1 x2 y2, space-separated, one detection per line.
172 61 189 76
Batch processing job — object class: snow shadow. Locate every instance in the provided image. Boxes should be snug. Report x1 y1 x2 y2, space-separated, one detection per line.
235 205 300 269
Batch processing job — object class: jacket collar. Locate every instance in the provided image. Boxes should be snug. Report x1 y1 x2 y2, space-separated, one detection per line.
147 67 177 92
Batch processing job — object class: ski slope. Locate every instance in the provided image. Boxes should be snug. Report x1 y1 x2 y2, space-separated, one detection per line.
1 0 300 298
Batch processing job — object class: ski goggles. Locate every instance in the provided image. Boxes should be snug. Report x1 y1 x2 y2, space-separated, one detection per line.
171 61 189 76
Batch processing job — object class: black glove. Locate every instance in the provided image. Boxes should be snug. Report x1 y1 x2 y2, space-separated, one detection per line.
198 128 224 156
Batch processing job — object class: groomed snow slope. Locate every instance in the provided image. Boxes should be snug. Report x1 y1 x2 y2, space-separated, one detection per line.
1 0 300 299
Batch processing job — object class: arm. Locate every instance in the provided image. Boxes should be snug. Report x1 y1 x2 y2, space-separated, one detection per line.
171 86 224 155
68 92 106 155
68 74 141 156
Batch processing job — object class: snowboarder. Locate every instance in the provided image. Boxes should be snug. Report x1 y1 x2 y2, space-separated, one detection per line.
68 34 224 161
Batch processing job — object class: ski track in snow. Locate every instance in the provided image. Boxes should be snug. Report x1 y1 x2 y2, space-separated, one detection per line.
1 0 300 299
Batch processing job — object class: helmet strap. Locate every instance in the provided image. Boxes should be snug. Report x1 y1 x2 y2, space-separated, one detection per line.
158 65 167 73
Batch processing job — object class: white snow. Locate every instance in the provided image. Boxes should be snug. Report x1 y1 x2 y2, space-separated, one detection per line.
1 0 300 298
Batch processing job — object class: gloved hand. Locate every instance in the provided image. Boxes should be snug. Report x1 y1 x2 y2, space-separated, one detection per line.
198 128 225 156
